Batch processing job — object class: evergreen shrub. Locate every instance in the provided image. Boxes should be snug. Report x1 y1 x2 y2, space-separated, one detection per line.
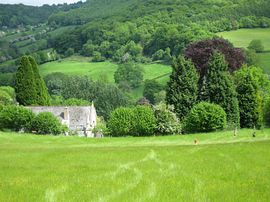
184 102 227 133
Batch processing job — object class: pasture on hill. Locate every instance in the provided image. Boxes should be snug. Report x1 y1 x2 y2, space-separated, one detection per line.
39 56 171 99
218 28 270 73
39 56 171 84
0 129 270 201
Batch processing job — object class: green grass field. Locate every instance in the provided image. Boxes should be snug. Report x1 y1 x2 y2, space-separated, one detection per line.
40 57 171 84
218 28 270 73
218 28 270 50
0 129 270 201
40 56 171 99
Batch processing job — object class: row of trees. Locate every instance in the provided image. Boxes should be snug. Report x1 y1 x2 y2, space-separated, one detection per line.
166 52 269 130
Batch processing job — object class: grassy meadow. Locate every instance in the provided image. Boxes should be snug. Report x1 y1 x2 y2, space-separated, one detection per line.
40 56 171 84
218 28 270 73
218 28 270 49
0 129 270 201
39 56 171 99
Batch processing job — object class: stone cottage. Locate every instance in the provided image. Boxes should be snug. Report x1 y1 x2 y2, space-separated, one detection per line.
27 103 97 137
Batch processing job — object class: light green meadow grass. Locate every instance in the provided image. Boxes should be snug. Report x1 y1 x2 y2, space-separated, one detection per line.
39 58 171 83
218 28 270 50
39 57 171 99
218 28 270 73
0 129 270 201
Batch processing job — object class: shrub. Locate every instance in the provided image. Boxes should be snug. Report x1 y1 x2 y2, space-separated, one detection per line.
184 102 227 133
152 49 165 61
154 103 181 135
107 107 134 136
92 51 105 62
32 112 66 135
248 40 264 53
92 116 108 136
0 105 35 132
65 48 74 57
108 106 156 136
0 90 13 105
133 106 157 136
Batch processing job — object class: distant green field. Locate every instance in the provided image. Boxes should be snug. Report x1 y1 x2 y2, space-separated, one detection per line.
218 28 270 73
40 57 171 99
218 28 270 50
0 129 270 201
40 57 171 83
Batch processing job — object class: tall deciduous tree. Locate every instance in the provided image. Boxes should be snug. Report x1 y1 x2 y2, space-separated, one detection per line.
114 62 143 89
166 56 199 120
185 38 246 83
200 52 240 127
15 56 37 105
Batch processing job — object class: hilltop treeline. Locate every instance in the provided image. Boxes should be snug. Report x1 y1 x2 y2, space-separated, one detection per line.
1 0 270 73
47 0 270 61
0 1 83 28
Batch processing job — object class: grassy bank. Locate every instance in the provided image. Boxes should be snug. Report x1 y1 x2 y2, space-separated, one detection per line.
0 129 270 201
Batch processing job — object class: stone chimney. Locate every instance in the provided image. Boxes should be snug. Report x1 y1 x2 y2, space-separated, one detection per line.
62 107 70 127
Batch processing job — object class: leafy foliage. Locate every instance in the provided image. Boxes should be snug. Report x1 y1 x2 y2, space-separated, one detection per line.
32 112 66 135
248 40 264 53
200 52 240 127
166 56 199 120
154 103 181 135
185 38 246 80
234 66 268 128
15 56 50 106
0 86 15 105
0 105 35 132
184 102 227 133
114 63 143 89
0 2 83 28
61 76 129 120
132 106 157 136
143 80 164 104
44 72 68 95
15 56 37 105
108 106 156 136
107 107 134 137
28 57 50 105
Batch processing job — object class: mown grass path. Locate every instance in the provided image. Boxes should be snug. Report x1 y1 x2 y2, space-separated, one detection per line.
0 129 270 201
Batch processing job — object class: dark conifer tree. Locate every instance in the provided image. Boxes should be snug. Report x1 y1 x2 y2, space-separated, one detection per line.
15 56 37 106
200 52 240 127
166 56 199 120
28 56 50 105
235 67 263 129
